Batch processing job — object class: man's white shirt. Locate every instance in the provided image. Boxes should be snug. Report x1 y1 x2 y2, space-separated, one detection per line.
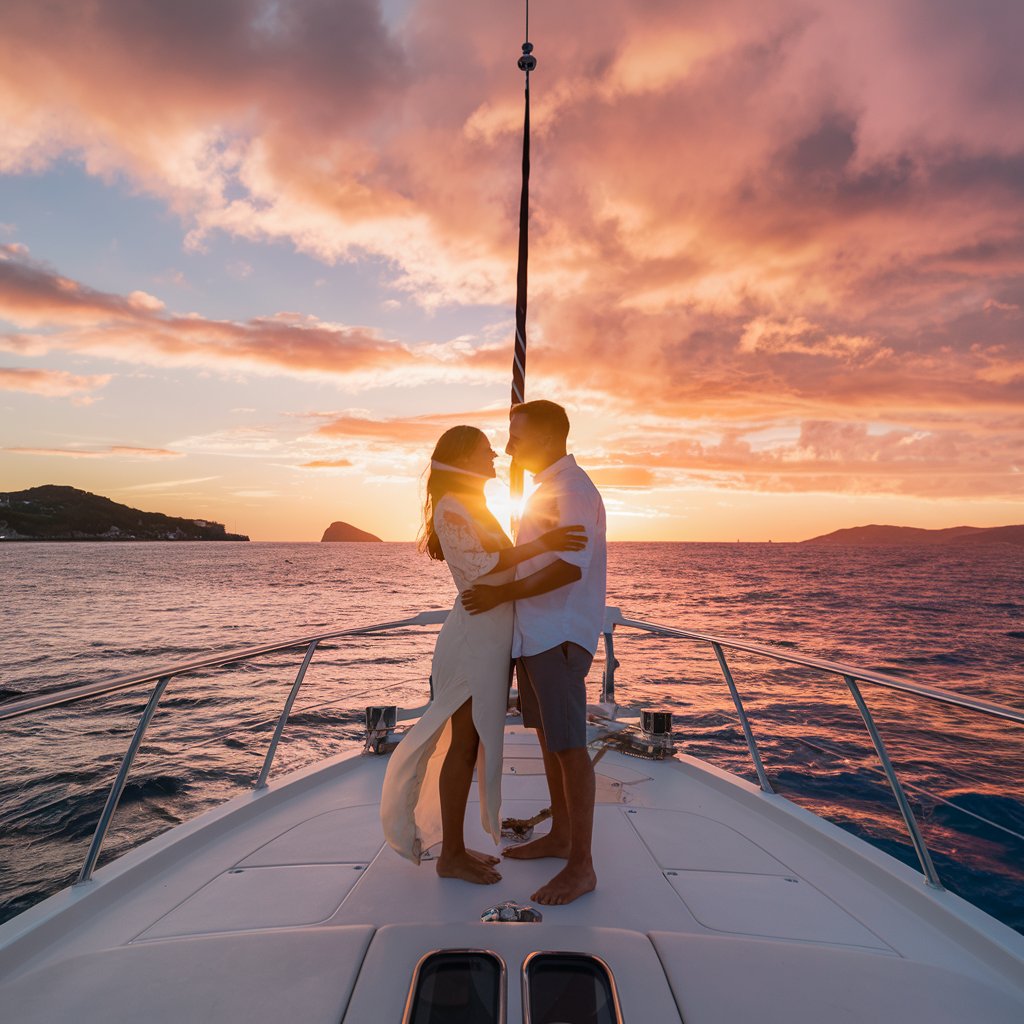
512 454 607 658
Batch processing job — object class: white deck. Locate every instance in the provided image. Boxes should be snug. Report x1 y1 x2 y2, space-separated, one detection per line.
2 715 1023 1022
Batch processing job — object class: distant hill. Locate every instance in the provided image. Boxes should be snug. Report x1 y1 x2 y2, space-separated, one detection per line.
321 521 382 542
0 486 248 541
802 524 1024 546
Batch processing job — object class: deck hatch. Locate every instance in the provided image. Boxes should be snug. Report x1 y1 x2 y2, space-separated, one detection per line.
403 949 505 1024
523 952 623 1024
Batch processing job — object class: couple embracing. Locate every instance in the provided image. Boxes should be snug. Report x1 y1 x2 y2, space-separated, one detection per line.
381 400 606 906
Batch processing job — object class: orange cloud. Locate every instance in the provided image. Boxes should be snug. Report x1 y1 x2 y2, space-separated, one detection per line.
588 466 658 489
300 458 355 468
596 417 1024 499
0 366 111 397
311 407 513 457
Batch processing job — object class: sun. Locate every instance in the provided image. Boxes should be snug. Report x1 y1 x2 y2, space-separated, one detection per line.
485 474 536 537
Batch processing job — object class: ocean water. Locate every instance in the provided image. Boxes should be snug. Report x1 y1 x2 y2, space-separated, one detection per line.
1 541 1022 932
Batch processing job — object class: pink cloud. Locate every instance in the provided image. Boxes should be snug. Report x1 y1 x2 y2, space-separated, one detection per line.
0 246 427 379
4 445 182 459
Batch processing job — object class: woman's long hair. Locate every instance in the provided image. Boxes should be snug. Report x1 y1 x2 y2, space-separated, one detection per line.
420 425 503 561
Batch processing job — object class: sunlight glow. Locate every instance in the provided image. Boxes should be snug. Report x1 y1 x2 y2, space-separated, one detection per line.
485 473 535 538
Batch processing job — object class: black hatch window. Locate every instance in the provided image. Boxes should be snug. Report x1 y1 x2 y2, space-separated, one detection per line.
524 953 621 1024
406 950 503 1024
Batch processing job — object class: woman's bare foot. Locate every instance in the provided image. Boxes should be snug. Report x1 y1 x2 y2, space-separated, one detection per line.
532 861 597 905
503 832 571 860
468 848 501 865
436 851 502 884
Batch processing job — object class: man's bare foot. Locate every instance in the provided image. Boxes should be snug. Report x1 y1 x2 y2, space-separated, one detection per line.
468 848 501 865
532 862 597 905
436 851 501 884
503 832 571 859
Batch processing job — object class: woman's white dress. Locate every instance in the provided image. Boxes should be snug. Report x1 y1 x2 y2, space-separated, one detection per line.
380 494 514 863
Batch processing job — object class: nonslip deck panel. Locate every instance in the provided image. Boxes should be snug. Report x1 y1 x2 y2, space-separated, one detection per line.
626 806 791 873
664 870 891 948
0 927 375 1024
138 863 368 940
238 803 385 866
650 932 1024 1024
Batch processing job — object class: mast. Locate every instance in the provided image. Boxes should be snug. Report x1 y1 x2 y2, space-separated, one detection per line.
509 4 535 535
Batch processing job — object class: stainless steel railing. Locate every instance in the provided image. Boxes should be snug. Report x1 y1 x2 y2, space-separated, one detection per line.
2 605 1022 892
598 607 1024 889
0 610 449 722
0 609 447 884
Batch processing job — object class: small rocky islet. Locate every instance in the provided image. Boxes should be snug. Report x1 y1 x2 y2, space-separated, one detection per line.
320 521 382 542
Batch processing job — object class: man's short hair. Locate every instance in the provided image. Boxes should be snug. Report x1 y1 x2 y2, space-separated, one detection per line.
511 399 570 442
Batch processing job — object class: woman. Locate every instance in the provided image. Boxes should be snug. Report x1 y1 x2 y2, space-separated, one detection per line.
380 425 585 883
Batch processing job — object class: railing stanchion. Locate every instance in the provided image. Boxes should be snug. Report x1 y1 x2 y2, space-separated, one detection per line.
256 640 319 789
843 674 943 889
601 627 617 703
711 642 775 794
76 675 171 885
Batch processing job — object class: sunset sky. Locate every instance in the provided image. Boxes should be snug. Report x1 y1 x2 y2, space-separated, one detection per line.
1 0 1021 541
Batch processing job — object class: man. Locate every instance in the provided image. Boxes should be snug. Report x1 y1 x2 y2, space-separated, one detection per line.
462 400 607 905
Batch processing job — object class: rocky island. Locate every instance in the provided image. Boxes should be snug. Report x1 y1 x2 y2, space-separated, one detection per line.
0 486 249 541
321 521 382 542
802 523 1024 546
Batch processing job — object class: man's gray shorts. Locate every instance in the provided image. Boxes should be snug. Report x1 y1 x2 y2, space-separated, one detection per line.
517 642 594 752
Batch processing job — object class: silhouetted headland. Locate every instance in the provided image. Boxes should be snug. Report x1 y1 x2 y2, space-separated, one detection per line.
321 521 383 542
802 524 1024 546
0 486 249 541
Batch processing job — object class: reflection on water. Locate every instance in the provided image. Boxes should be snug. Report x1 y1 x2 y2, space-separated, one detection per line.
1 541 1022 932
